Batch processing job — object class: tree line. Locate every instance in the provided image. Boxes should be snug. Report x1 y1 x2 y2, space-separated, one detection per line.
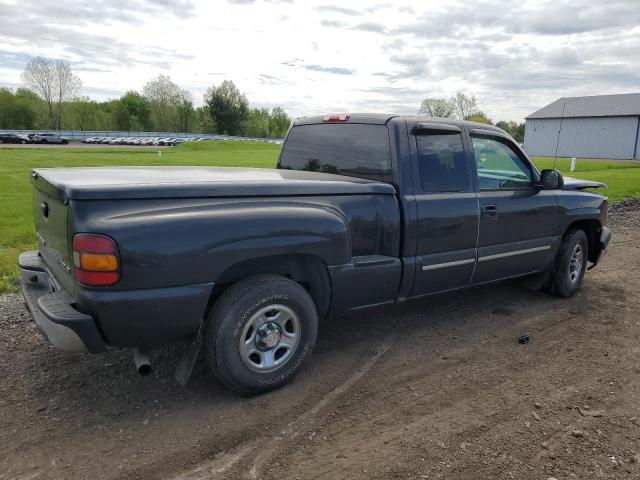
1 57 525 141
0 57 292 138
419 92 525 142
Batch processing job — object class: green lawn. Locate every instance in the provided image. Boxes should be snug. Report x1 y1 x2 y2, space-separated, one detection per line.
533 157 640 203
0 142 280 292
0 143 638 293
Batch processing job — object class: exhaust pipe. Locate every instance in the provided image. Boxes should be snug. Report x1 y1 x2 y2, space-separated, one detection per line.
133 348 152 376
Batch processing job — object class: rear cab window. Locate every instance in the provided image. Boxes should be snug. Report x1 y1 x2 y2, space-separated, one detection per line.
278 124 392 183
415 132 469 193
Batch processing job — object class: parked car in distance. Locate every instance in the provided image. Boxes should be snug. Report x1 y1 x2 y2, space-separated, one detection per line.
31 133 69 144
19 114 611 395
0 133 30 144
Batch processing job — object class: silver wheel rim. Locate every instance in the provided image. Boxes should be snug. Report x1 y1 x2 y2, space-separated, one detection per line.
239 304 301 373
569 243 584 284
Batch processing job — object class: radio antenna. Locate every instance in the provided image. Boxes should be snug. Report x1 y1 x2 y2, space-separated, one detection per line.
553 101 566 170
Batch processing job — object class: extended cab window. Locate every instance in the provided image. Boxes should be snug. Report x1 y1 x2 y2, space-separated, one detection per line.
416 132 469 193
471 136 533 190
278 124 392 182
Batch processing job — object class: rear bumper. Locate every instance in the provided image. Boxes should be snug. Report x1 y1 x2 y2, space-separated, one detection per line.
19 251 107 353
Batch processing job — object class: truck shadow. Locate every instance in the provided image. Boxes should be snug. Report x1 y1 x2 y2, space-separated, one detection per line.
17 279 559 430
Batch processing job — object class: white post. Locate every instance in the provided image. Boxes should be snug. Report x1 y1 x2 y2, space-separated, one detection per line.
570 156 576 172
158 150 162 157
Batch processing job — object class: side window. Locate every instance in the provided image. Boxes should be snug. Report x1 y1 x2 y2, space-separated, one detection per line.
471 136 533 190
416 132 469 193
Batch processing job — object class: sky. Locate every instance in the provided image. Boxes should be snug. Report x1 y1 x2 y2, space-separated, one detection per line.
0 0 639 122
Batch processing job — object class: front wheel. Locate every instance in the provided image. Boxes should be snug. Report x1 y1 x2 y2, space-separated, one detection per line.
546 229 588 298
62 139 68 145
204 274 318 395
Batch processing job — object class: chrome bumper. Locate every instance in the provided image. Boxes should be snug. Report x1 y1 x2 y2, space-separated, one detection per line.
19 251 106 353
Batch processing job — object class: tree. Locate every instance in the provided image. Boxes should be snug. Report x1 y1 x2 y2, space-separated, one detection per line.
0 88 40 129
495 120 525 142
65 97 99 130
242 108 270 137
176 89 195 132
450 91 478 120
21 57 56 128
21 57 80 128
196 105 216 133
205 80 249 136
120 91 152 130
143 75 181 131
268 107 291 138
54 61 81 128
465 111 492 125
418 98 454 118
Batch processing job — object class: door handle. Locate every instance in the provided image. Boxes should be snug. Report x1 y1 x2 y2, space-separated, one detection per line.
481 205 497 218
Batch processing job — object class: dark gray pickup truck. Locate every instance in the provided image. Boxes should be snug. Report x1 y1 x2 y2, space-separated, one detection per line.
20 114 610 394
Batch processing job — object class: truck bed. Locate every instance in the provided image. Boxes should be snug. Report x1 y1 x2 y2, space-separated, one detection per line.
32 167 397 200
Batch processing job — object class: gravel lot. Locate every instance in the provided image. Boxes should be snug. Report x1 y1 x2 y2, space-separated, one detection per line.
1 200 640 480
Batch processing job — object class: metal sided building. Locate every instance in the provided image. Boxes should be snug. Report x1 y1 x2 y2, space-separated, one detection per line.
524 93 640 160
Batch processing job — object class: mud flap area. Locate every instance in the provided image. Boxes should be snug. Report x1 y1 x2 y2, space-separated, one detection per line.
174 319 206 387
522 269 552 291
175 341 203 387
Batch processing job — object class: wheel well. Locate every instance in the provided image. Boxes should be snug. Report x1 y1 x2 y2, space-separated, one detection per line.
208 254 332 318
564 219 602 263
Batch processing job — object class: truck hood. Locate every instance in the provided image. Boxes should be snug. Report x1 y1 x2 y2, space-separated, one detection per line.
562 176 607 191
32 167 397 200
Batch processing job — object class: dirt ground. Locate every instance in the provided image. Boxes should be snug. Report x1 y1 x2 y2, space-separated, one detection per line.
2 200 640 480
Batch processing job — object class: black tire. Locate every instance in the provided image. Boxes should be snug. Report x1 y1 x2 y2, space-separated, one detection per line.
204 274 318 395
62 139 68 145
20 140 26 144
546 229 588 298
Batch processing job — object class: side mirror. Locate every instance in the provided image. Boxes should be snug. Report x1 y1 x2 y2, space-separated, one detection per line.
539 169 564 190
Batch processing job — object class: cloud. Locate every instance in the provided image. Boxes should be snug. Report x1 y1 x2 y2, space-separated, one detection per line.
315 5 360 15
280 58 354 75
379 53 431 80
303 65 355 75
320 20 348 28
394 0 640 38
351 22 387 34
1 0 639 122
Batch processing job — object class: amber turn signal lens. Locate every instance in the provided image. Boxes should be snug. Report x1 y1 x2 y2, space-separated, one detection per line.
79 253 118 271
72 233 120 286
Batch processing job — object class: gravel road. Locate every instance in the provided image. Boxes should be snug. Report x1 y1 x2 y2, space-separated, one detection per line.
1 200 640 480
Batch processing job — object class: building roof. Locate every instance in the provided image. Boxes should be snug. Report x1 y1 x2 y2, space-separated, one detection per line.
526 93 640 119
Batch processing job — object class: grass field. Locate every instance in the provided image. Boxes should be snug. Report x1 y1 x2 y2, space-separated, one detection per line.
0 142 638 292
0 142 280 292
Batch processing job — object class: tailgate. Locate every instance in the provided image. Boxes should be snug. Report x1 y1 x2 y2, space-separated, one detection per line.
32 173 75 293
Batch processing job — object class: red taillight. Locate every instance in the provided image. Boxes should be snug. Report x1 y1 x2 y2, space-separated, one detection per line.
72 234 120 286
322 114 350 122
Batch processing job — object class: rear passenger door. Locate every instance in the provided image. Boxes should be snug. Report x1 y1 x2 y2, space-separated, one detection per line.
468 130 559 283
409 123 479 297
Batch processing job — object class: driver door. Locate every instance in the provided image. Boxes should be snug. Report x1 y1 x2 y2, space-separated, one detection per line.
469 131 559 284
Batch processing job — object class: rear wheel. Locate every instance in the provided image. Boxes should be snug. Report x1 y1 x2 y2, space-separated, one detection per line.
204 274 318 395
545 228 588 298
